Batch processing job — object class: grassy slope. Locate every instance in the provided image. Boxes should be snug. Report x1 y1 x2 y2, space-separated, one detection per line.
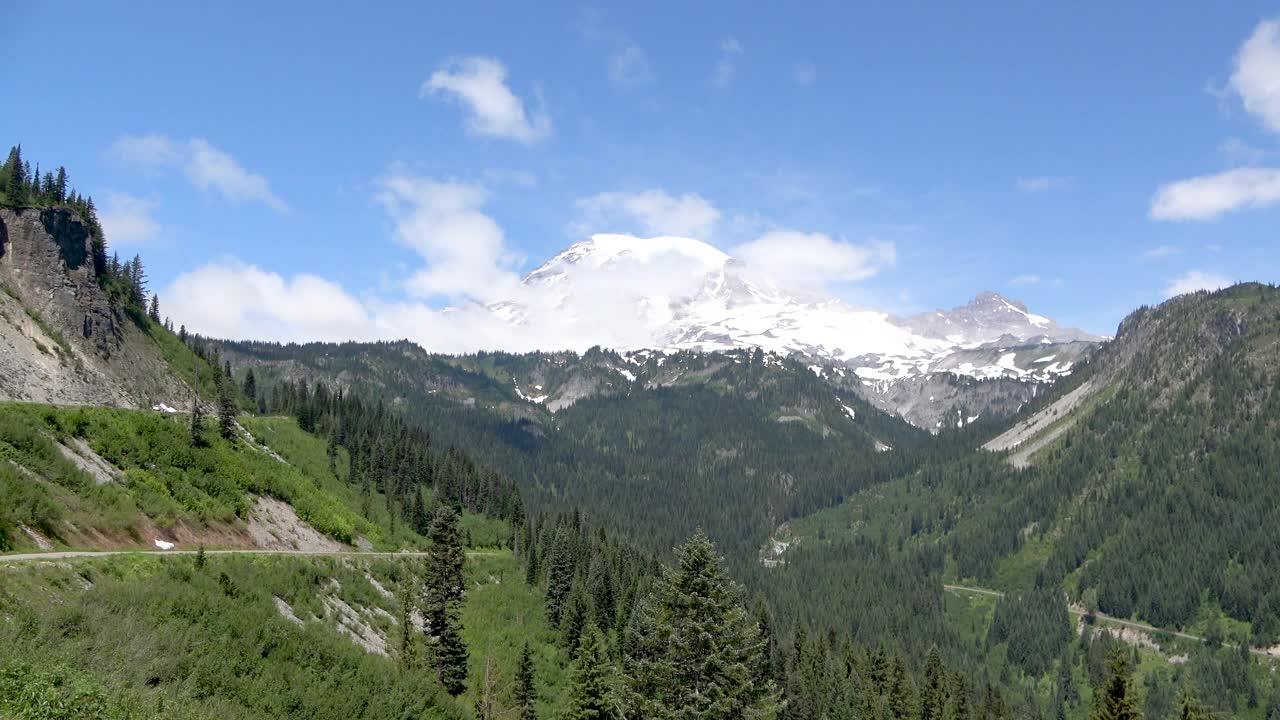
0 551 567 720
0 403 383 551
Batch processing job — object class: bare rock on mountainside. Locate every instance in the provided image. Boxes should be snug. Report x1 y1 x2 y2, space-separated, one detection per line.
0 207 193 408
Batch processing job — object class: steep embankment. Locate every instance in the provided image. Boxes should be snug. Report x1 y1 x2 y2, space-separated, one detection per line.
0 207 192 408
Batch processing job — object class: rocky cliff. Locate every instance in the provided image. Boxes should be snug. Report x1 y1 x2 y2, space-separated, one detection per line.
0 207 192 407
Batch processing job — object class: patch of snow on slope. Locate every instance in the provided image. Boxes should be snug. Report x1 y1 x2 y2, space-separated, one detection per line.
1034 355 1056 363
513 382 548 404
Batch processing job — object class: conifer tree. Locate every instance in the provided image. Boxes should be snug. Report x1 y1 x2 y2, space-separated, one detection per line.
946 671 971 720
217 372 237 440
566 624 622 720
53 166 67 202
424 506 468 695
888 651 915 720
921 646 946 720
398 579 418 670
1090 651 1139 720
148 293 160 322
623 530 781 720
189 392 204 447
514 642 538 720
242 368 257 402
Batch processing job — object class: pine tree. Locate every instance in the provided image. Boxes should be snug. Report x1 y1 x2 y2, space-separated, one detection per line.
398 579 418 670
947 671 971 720
888 651 915 720
1175 686 1207 720
189 391 204 447
435 615 469 696
242 369 257 402
588 555 616 630
921 646 945 720
53 167 67 202
6 146 27 204
424 506 468 695
566 624 622 720
217 372 237 440
623 530 782 720
1089 652 1139 720
514 642 538 720
148 294 160 322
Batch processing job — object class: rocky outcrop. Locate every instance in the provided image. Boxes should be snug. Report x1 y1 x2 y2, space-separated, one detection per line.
0 207 193 408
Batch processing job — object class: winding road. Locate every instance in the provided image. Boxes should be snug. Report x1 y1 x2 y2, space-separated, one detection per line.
0 549 503 563
944 584 1279 660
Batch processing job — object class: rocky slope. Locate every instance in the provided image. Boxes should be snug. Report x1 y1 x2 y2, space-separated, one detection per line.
0 207 192 408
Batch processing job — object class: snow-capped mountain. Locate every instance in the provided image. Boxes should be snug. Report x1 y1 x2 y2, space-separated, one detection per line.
487 234 1104 427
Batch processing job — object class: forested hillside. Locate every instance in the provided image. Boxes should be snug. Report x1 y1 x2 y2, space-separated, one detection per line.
214 340 976 568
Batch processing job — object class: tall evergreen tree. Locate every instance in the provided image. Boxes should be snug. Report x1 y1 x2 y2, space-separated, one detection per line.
423 506 468 696
623 530 781 720
920 646 946 720
242 368 257 402
566 624 622 720
514 642 538 720
1089 652 1139 720
148 293 160 322
217 372 237 440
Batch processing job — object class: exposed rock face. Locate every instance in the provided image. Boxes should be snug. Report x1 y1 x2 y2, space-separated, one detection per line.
0 207 192 407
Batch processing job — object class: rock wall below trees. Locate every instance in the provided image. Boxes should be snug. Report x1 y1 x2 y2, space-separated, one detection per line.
0 207 192 408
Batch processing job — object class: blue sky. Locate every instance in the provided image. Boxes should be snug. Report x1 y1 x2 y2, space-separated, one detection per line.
4 2 1279 342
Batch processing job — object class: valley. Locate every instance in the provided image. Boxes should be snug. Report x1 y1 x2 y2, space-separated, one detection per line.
3 147 1279 720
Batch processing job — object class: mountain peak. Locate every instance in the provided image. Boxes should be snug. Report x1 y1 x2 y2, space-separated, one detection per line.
969 291 1029 313
525 234 729 285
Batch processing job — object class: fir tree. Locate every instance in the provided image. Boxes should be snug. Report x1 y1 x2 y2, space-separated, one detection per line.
5 146 27 204
424 506 468 695
566 624 622 720
148 293 160 322
189 392 205 447
398 579 418 670
1089 652 1139 720
242 368 257 402
53 166 67 202
514 642 538 720
435 614 468 696
921 646 945 720
217 372 237 440
623 530 782 720
888 651 915 720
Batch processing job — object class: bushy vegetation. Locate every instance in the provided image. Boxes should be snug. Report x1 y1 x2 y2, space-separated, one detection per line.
0 403 380 547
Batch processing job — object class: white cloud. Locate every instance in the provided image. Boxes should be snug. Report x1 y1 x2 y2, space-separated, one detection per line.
1008 274 1040 287
710 37 743 89
107 135 286 211
1142 245 1182 259
99 192 160 247
1149 167 1280 221
1163 270 1233 298
185 139 288 211
164 262 375 343
732 231 896 291
107 134 181 169
1230 18 1280 133
792 62 816 87
423 57 550 144
610 44 655 87
376 175 522 301
573 189 721 239
1016 176 1071 193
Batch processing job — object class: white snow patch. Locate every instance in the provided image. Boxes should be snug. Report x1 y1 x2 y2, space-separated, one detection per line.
1033 355 1056 364
152 403 178 413
154 539 175 550
513 382 548 404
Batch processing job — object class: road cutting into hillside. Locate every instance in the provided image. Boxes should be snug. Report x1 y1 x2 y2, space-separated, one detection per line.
944 584 1279 660
0 549 504 563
